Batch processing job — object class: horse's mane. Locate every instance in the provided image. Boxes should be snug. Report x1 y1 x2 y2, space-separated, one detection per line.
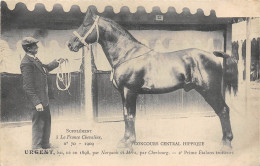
101 16 143 45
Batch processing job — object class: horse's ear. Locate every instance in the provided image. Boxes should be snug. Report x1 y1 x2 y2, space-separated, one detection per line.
84 8 94 24
86 8 93 17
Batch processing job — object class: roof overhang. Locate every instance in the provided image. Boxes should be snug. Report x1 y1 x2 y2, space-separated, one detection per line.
2 1 254 31
2 0 260 17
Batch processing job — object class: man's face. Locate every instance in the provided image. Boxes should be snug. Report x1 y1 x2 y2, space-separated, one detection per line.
28 44 38 55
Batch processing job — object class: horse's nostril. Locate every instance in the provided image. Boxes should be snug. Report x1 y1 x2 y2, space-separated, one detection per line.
68 44 73 50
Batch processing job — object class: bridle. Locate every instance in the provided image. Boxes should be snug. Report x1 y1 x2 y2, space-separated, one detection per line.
57 16 99 92
73 16 100 46
56 16 100 93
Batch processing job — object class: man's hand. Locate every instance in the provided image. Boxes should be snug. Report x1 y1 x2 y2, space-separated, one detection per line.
35 104 44 112
57 58 66 64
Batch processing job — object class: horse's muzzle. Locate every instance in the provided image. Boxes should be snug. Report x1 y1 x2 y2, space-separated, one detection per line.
67 43 79 52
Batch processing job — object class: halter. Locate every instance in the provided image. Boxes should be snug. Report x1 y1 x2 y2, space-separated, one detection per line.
73 16 100 46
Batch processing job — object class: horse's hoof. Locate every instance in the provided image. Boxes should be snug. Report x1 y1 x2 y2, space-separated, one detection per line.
117 138 133 149
117 138 128 148
221 140 232 150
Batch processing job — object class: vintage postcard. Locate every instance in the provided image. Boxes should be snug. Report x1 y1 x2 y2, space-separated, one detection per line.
1 0 259 166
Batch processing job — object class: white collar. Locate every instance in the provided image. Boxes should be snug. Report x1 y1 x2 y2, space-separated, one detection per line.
27 53 37 59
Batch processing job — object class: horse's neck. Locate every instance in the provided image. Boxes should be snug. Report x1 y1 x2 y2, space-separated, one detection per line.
98 19 150 68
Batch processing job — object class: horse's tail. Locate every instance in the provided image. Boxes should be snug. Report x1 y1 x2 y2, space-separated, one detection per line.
213 51 238 95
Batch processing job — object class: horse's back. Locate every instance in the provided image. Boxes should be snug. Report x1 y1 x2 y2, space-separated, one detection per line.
114 48 223 93
144 48 223 91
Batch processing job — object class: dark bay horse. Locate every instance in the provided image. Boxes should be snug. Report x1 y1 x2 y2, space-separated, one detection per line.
68 9 238 148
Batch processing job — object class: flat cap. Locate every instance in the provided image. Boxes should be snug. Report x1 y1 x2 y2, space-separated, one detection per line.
22 37 39 46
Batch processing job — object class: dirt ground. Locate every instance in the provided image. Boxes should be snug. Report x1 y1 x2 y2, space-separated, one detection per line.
0 85 259 166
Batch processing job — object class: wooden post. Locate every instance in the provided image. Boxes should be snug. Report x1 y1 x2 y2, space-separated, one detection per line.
84 45 94 122
238 40 244 85
246 18 252 110
80 47 85 113
91 45 98 121
223 24 232 100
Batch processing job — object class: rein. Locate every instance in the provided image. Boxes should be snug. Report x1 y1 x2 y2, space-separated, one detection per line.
56 59 71 93
56 55 86 93
73 16 100 46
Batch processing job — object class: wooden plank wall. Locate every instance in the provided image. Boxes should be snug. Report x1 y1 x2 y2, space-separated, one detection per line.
232 37 260 81
1 72 83 122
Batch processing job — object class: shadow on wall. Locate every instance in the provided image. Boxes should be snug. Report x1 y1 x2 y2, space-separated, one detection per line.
0 39 81 74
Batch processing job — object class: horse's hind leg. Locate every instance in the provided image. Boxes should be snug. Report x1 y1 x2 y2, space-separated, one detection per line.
118 87 137 148
196 89 233 148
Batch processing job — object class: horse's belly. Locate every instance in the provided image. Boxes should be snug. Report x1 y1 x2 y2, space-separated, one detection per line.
141 67 183 93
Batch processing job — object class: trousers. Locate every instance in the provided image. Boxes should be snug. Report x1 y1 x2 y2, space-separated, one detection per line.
32 105 51 149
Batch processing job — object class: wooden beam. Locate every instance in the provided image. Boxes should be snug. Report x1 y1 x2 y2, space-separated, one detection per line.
246 17 252 110
84 45 94 122
91 45 98 121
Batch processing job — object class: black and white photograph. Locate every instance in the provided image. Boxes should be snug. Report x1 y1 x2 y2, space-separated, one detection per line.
0 0 259 165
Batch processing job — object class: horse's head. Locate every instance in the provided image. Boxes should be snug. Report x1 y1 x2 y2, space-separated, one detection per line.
68 9 100 52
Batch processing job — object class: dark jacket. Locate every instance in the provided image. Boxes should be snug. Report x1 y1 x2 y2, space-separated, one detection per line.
20 54 59 107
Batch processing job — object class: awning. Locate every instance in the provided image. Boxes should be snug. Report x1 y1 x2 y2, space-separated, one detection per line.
2 0 260 17
1 0 254 30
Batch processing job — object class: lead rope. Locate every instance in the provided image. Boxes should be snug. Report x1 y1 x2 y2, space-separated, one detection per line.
56 59 71 94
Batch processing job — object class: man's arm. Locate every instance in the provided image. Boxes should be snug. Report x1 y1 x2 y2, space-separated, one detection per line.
43 58 65 72
43 60 59 72
20 63 41 107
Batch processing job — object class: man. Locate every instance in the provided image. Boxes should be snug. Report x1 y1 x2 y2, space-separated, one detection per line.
20 37 65 149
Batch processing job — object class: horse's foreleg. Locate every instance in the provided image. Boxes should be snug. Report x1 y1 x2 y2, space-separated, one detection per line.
197 90 233 148
118 88 137 148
